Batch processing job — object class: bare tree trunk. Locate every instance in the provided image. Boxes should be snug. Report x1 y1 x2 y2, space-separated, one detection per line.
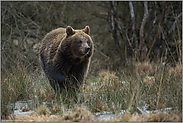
129 1 138 61
115 18 133 52
110 1 126 65
146 2 157 60
138 2 148 61
156 2 167 59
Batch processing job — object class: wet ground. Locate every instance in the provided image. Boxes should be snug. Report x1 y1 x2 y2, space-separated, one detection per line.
3 99 180 122
3 81 182 122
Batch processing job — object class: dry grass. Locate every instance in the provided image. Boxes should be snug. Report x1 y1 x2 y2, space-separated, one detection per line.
135 61 154 76
2 111 182 122
1 61 182 122
129 112 182 122
2 106 98 122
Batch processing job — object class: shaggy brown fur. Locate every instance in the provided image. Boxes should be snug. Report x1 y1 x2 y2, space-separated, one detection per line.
40 26 93 93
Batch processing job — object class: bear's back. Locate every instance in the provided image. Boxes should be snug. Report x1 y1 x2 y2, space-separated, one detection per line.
40 28 67 62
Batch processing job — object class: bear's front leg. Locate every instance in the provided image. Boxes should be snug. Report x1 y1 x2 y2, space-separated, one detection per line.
49 71 69 93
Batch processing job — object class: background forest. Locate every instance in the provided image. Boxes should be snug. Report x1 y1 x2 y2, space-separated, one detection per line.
1 1 182 122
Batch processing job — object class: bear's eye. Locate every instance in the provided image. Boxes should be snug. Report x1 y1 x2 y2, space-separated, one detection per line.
79 40 82 43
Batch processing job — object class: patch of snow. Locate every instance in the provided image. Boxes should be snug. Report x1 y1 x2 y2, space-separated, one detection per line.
14 100 34 109
42 102 47 105
120 109 126 115
94 111 112 116
90 82 97 90
94 111 115 121
122 81 128 84
14 109 34 115
90 83 96 86
162 62 166 66
97 114 114 121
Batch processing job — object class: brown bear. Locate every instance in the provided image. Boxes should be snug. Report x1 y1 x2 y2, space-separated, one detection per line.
40 26 93 93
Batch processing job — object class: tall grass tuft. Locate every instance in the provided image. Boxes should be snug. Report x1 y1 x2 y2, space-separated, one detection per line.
79 71 131 113
1 63 34 119
1 62 55 119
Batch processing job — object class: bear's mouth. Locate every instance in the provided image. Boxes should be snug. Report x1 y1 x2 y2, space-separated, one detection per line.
80 50 90 57
84 50 90 54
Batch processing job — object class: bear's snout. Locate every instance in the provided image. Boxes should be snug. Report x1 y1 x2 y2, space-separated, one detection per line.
85 46 90 53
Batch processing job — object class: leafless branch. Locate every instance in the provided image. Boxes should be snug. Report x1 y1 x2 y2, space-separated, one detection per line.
129 2 135 33
150 2 157 39
139 2 148 55
94 49 110 61
157 2 167 45
110 2 115 31
138 2 148 60
146 2 157 60
129 1 138 60
169 12 182 33
114 18 134 52
110 1 126 65
140 1 148 40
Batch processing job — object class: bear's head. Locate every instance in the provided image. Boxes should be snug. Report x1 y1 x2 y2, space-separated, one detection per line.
62 26 93 60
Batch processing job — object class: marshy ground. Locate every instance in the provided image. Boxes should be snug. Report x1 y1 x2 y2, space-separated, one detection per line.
1 61 182 122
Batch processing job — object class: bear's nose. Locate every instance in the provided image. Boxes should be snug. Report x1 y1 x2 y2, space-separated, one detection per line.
85 46 90 52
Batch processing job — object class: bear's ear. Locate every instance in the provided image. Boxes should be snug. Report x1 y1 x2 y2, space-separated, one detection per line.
83 26 90 35
66 26 75 36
